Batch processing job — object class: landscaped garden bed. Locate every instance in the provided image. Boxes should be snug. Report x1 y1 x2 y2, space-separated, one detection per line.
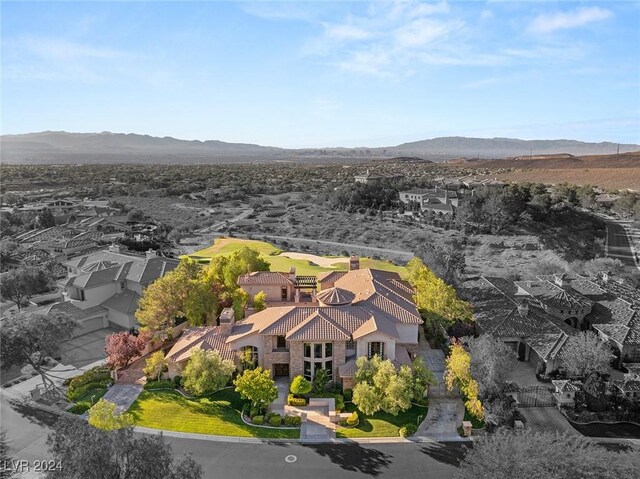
127 388 299 439
335 402 428 438
64 366 112 414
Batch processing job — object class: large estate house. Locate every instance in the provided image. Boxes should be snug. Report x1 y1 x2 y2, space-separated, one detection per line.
399 188 459 215
467 272 640 372
167 259 422 388
40 245 179 335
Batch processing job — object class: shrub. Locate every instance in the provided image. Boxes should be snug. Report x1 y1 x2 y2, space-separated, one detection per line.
252 415 264 425
346 411 359 426
343 389 353 402
68 403 90 415
268 414 282 427
287 394 306 407
250 406 261 418
143 380 175 390
399 424 417 437
284 415 301 427
66 367 111 400
290 375 312 396
66 380 111 402
338 419 348 427
173 375 182 388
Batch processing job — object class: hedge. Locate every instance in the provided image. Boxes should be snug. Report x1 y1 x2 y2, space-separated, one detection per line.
399 423 417 437
143 380 175 390
66 367 111 401
346 411 358 426
284 415 301 427
287 394 306 407
268 414 282 427
252 416 264 425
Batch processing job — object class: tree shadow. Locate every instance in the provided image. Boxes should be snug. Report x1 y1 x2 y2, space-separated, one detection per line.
305 443 392 477
418 441 468 467
7 398 59 428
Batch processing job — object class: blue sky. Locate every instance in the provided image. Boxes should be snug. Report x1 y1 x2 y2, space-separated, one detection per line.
2 1 639 147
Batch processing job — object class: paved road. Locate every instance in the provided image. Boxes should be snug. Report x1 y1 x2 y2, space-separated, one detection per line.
518 407 579 436
164 436 465 479
606 221 637 269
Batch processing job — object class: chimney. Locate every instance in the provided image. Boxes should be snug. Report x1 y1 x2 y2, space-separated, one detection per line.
517 303 529 317
219 307 235 334
61 292 70 302
145 249 158 259
601 272 609 283
554 274 565 288
108 244 122 254
289 266 296 282
350 255 360 271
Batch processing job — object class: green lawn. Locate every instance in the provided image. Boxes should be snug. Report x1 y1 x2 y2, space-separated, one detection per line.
127 388 299 439
185 237 408 278
336 402 428 438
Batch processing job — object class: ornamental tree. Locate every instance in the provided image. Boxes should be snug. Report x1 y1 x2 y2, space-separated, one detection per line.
253 291 267 312
234 367 278 410
46 416 203 479
105 332 146 371
289 375 312 396
0 311 78 390
558 331 614 378
182 349 235 396
465 334 516 399
410 356 436 400
352 356 416 416
456 430 640 479
88 399 134 431
143 351 167 381
444 340 483 420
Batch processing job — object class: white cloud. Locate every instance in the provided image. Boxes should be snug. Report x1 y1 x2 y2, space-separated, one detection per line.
323 24 371 41
480 10 493 21
16 36 125 61
529 7 613 34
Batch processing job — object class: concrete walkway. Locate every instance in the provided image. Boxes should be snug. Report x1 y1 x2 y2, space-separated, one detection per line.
101 384 143 414
268 377 289 415
299 406 336 443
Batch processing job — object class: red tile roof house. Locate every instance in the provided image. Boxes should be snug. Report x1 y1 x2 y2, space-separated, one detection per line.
167 260 422 389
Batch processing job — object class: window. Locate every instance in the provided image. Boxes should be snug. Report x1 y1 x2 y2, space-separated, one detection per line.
80 289 85 301
303 342 333 380
368 342 384 359
281 286 288 301
346 340 356 350
120 281 126 290
276 335 287 349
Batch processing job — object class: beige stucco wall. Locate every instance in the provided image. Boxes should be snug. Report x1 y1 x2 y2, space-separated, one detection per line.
72 283 118 308
356 332 396 361
396 324 419 344
241 284 293 303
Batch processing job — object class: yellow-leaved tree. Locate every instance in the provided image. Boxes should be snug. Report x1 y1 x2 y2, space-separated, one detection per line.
444 340 484 420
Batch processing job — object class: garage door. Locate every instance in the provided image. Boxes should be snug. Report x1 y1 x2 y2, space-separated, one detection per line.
73 316 104 337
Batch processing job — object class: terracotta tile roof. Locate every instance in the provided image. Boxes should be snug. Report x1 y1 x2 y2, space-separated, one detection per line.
167 326 236 364
102 289 140 314
286 311 351 341
237 271 292 286
394 344 412 366
552 380 580 392
352 315 400 340
317 271 347 284
316 287 355 306
339 359 358 378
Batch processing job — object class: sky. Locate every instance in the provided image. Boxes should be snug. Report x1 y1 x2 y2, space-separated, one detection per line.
2 1 639 148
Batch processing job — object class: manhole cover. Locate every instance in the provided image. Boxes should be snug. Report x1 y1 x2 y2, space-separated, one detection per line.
285 455 297 464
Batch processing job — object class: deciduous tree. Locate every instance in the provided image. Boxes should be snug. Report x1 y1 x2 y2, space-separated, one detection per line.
444 340 483 420
559 331 613 378
182 349 234 396
143 351 167 381
0 311 78 390
456 430 640 479
46 416 203 479
87 399 134 431
234 367 278 411
105 332 146 371
465 335 516 399
0 266 52 311
253 291 267 312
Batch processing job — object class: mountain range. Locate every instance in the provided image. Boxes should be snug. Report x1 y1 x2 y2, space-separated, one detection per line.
1 131 638 164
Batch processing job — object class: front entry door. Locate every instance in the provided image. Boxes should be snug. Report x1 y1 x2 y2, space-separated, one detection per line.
274 364 289 377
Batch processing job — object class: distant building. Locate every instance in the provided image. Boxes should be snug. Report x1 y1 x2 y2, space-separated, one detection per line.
399 188 458 215
354 169 404 185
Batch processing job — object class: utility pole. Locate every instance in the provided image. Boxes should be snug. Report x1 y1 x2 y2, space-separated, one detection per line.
617 143 620 155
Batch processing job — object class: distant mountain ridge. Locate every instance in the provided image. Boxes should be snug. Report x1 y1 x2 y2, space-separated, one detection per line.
1 131 638 164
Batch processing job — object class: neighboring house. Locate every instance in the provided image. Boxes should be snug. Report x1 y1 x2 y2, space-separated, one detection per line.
53 245 179 332
353 169 404 185
399 188 458 215
166 265 422 388
466 272 640 372
552 380 579 407
612 379 640 399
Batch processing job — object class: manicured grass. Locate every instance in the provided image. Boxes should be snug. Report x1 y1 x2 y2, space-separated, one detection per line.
185 237 408 278
463 406 485 429
336 402 428 438
76 388 107 405
127 388 299 439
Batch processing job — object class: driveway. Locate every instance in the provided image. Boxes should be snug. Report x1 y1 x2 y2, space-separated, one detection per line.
519 407 579 435
416 398 464 441
606 221 638 270
101 384 143 414
58 328 114 368
269 377 289 415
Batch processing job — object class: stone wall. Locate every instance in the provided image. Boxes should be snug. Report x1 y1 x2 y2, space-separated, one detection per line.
289 342 304 379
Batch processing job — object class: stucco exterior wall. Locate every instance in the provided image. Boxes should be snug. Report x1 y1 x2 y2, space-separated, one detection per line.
241 284 293 303
356 332 396 361
73 283 118 308
396 324 419 344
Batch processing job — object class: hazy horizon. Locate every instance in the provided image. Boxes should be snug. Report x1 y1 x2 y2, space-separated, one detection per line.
2 1 639 148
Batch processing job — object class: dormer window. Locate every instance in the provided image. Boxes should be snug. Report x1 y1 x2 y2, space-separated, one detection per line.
368 341 384 359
